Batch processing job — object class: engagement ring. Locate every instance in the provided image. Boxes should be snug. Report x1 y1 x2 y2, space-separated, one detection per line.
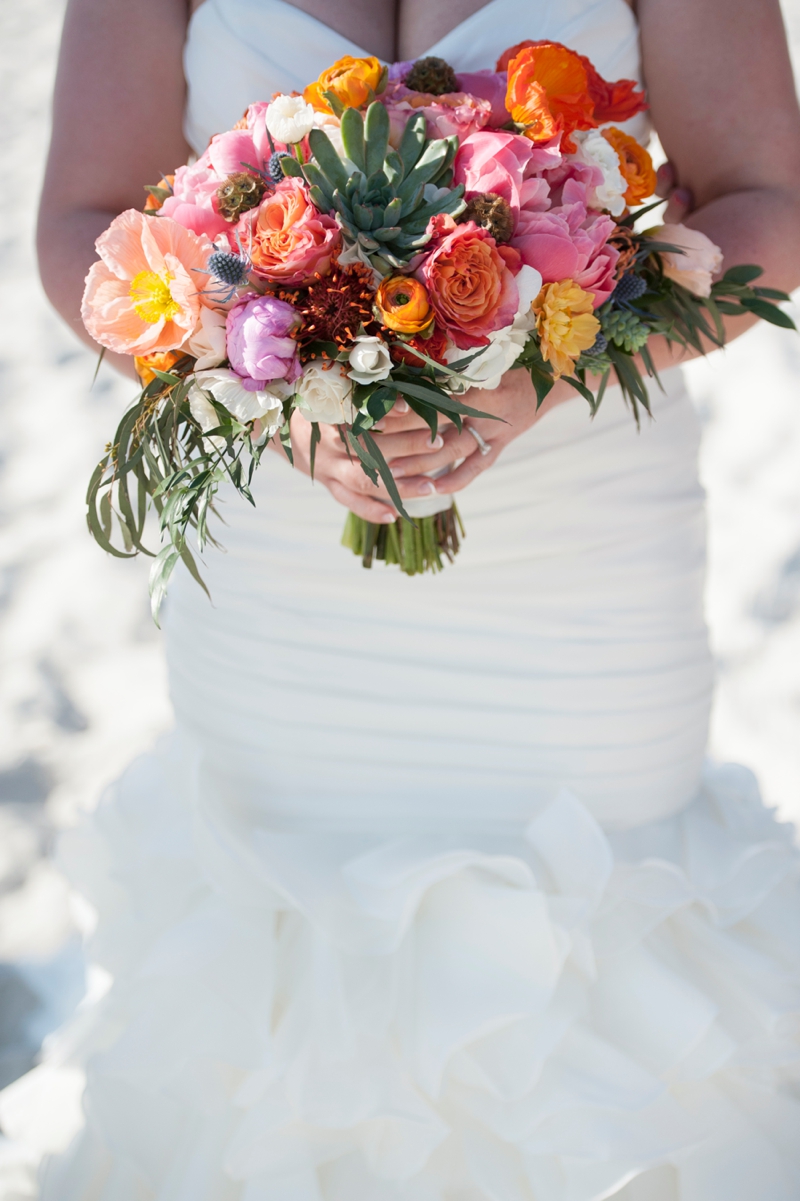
465 424 492 457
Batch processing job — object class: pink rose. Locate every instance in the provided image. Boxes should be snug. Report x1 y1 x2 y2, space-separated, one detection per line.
512 200 619 308
454 131 552 225
226 294 301 391
417 215 519 348
653 223 723 298
380 83 491 148
238 179 340 284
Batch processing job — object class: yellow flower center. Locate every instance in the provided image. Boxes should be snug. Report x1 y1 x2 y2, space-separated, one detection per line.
129 270 180 324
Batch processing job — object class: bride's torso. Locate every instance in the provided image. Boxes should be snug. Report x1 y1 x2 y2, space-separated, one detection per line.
166 0 714 833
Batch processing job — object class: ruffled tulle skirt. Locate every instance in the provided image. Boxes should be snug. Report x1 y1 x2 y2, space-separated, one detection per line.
3 730 799 1201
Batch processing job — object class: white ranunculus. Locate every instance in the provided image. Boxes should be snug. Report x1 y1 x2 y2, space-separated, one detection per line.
189 368 286 449
294 363 356 425
266 95 316 144
572 129 628 217
446 265 543 391
347 336 392 385
186 306 227 370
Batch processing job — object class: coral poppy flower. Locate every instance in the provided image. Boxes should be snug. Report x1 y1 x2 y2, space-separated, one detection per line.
82 210 213 356
304 56 384 113
505 43 596 154
497 40 647 128
602 127 657 206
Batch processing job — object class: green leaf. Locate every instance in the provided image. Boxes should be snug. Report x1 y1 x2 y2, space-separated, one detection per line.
740 296 797 329
91 346 106 390
280 154 303 178
361 429 411 523
309 422 321 480
618 198 666 228
753 285 792 301
722 264 763 286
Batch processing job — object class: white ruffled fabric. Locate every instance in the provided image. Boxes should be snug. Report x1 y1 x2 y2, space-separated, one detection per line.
3 732 798 1201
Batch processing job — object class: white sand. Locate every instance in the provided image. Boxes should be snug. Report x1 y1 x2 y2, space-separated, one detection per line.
0 0 798 1120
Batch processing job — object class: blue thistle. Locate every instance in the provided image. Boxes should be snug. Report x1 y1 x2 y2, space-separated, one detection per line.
267 151 292 184
207 249 251 288
612 272 648 305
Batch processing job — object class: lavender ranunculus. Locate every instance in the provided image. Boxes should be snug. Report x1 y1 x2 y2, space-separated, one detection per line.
225 294 301 391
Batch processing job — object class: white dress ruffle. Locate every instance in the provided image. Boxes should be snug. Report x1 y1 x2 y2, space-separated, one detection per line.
2 732 797 1201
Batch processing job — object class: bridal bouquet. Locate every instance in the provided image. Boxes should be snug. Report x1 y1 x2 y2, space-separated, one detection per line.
82 40 794 614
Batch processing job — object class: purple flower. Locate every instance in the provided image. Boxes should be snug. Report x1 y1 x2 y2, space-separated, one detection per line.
225 294 301 391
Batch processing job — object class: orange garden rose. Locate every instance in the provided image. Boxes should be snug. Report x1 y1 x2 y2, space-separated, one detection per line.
82 210 212 356
505 42 596 153
533 280 600 377
375 276 432 334
304 56 384 113
238 179 340 284
418 215 519 349
602 127 656 206
134 349 185 385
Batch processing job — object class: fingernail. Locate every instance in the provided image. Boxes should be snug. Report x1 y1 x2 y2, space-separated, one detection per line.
394 399 409 414
391 464 409 479
381 511 396 523
431 434 444 449
418 481 436 496
675 188 692 207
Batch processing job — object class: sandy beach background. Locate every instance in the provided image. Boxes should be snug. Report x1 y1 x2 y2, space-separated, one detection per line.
1 0 799 1161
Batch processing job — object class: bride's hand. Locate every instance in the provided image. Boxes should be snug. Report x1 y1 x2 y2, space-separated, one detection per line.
268 400 446 523
386 370 575 498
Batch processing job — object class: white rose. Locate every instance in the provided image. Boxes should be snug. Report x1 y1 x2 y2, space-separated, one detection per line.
347 336 392 385
189 368 286 449
446 265 543 391
186 306 227 370
294 363 356 425
572 129 628 217
266 95 316 145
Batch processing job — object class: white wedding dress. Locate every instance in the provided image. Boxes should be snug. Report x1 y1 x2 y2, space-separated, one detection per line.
3 1 800 1198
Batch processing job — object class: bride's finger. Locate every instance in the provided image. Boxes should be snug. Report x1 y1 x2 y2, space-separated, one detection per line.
654 160 693 222
324 476 397 523
372 428 445 459
388 424 478 478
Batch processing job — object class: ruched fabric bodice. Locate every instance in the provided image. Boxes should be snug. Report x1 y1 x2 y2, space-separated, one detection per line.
171 0 713 831
7 5 800 1200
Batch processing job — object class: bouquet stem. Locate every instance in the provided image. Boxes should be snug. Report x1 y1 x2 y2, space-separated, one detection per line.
342 505 464 575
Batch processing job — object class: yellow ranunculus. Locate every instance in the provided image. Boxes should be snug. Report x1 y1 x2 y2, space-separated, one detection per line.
304 56 384 114
375 276 433 334
533 280 600 377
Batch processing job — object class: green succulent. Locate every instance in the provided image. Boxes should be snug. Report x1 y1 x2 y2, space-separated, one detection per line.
599 304 650 354
283 102 466 274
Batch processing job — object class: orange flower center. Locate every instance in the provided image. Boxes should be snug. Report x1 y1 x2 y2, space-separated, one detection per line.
129 270 180 324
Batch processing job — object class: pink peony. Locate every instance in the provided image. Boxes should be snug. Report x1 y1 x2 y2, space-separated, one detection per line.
226 294 301 391
380 82 491 148
162 104 276 240
417 214 519 349
454 71 511 127
237 178 340 284
454 131 553 225
512 199 619 308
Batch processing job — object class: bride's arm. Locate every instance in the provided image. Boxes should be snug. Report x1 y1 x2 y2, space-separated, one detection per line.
37 0 192 375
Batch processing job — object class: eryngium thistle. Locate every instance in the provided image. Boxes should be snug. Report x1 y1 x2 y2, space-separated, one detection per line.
215 172 267 221
583 332 609 356
458 193 514 243
613 272 648 305
207 249 251 287
404 56 459 96
267 151 292 184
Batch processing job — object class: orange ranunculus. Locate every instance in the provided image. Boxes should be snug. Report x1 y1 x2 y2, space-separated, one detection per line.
375 276 432 334
134 349 184 385
602 127 656 207
304 56 384 113
497 41 647 127
505 42 596 153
